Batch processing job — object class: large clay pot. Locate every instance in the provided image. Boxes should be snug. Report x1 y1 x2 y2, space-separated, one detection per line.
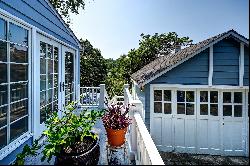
106 127 127 147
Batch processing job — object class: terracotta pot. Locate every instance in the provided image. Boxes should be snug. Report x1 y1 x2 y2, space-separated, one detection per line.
105 127 127 147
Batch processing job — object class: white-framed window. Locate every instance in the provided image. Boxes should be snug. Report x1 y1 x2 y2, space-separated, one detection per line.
222 91 243 117
177 90 195 115
153 90 172 114
199 91 219 116
0 16 30 150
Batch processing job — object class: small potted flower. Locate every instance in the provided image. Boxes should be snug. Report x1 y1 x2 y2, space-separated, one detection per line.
102 102 132 147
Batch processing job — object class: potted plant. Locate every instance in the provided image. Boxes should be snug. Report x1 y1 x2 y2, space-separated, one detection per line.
102 102 132 147
41 100 104 165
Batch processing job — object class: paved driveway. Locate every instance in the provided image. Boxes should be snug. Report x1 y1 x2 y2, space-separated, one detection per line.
159 152 249 165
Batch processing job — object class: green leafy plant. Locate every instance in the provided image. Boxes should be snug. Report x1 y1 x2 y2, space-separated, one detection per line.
41 100 104 162
13 140 41 165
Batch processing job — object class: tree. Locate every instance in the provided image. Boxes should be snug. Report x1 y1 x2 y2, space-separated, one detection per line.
49 0 86 24
105 32 193 97
80 39 107 87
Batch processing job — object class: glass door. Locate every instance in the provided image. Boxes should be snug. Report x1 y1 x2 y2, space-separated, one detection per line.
61 46 75 110
38 34 61 136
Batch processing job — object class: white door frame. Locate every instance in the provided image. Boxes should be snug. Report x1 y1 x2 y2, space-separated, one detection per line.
246 89 249 157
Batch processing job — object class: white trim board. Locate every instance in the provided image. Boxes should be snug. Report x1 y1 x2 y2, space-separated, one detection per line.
150 84 249 89
141 31 249 87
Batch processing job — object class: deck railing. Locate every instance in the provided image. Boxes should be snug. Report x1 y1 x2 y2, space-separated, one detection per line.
124 84 164 165
79 86 100 107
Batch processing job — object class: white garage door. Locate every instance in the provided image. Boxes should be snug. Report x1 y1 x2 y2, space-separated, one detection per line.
151 88 248 156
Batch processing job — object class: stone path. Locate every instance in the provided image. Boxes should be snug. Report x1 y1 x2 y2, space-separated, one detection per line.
159 151 249 165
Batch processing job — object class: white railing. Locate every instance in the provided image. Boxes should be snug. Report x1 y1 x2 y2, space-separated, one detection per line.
124 84 164 165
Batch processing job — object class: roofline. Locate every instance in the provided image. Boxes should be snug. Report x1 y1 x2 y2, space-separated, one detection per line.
139 30 249 87
44 0 82 48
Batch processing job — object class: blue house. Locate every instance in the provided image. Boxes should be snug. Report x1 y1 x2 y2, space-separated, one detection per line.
131 30 249 157
0 0 81 164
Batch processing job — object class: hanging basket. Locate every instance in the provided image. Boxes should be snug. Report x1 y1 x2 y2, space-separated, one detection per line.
105 127 128 147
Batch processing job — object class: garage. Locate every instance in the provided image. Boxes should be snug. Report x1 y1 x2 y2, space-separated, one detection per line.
150 87 249 156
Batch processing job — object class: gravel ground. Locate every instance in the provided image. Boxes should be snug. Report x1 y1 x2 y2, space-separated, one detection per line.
159 151 249 165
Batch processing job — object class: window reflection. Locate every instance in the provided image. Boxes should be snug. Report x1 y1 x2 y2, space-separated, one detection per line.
0 128 7 149
10 64 28 82
0 42 7 62
0 85 8 106
10 100 28 122
10 117 28 141
0 18 6 40
0 63 7 84
9 23 28 46
10 44 28 63
0 106 7 128
10 83 28 102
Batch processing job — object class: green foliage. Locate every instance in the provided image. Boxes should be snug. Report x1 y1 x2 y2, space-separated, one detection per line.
41 99 104 162
49 0 87 24
80 39 108 87
13 140 41 165
105 32 193 97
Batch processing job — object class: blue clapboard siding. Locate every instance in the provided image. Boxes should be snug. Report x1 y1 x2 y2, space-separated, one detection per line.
0 0 79 48
213 38 240 85
150 49 209 85
244 46 249 86
0 138 32 165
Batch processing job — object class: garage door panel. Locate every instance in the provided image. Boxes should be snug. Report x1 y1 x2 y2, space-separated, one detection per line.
198 119 209 150
162 118 173 147
209 120 221 151
231 122 243 150
152 117 162 146
185 119 196 150
175 118 185 148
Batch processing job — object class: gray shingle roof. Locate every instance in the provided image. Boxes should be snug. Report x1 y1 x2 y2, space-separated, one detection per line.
131 29 249 87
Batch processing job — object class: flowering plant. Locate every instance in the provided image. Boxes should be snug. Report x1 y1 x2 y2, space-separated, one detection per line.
102 101 132 130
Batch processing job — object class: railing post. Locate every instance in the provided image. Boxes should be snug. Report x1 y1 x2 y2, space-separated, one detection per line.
124 84 129 106
99 84 105 109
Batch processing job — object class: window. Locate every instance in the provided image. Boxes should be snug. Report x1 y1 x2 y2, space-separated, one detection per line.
223 92 243 117
65 52 74 105
0 18 29 149
199 91 218 116
40 42 58 124
177 90 195 115
153 90 172 114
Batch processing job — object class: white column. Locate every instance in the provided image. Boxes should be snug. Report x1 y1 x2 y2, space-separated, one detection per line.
124 84 129 105
99 84 105 109
239 42 244 87
208 46 213 86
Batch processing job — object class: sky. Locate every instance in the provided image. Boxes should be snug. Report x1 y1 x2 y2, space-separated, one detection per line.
70 0 249 59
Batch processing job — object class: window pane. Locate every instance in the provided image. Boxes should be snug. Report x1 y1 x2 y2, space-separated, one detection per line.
48 89 52 103
164 90 171 101
10 116 28 141
210 91 218 103
40 91 46 107
0 85 8 106
10 44 28 63
154 102 162 113
10 100 28 122
40 75 46 91
223 92 231 103
0 63 7 84
234 105 242 117
200 104 208 115
48 74 53 89
0 41 7 62
0 128 7 149
53 101 58 112
0 18 6 40
210 104 218 116
200 91 208 102
54 74 58 88
48 59 53 75
9 23 28 46
177 103 185 114
186 91 194 102
177 91 185 102
54 47 58 73
0 106 7 128
154 90 162 101
10 64 28 82
186 103 194 115
40 107 46 124
223 105 232 116
164 103 171 114
234 92 242 103
10 83 28 102
54 88 58 100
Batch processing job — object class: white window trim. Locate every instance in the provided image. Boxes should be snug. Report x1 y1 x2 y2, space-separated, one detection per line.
0 13 32 159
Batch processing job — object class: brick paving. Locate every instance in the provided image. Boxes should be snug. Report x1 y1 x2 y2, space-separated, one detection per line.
159 151 249 165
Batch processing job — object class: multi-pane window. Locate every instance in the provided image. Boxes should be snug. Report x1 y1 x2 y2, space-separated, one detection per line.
0 18 29 149
177 90 195 115
153 90 172 114
223 92 243 117
40 42 59 124
200 91 218 116
65 52 74 105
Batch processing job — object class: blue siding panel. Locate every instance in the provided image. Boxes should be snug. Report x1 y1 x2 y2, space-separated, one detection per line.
244 46 249 86
213 38 240 85
0 0 79 48
151 49 209 85
0 137 33 165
